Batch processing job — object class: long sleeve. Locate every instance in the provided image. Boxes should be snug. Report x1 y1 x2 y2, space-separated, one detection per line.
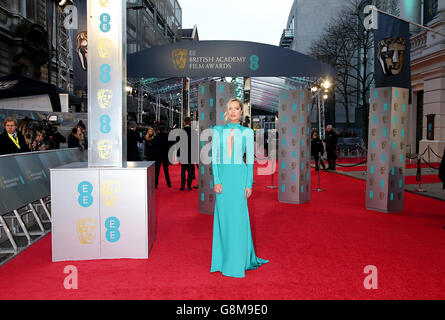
211 126 221 185
245 128 254 189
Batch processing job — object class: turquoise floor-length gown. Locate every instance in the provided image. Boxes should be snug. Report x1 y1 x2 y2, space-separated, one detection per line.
210 121 268 278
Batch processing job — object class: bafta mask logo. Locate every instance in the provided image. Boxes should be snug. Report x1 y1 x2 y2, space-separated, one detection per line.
382 116 388 124
200 99 205 108
381 141 387 149
97 89 113 109
292 115 297 123
292 92 297 99
292 139 296 147
219 98 224 107
394 103 398 112
371 153 375 161
369 178 374 186
101 181 121 207
401 117 406 125
281 173 286 181
282 127 287 135
372 104 377 112
378 37 407 76
281 150 287 158
371 128 376 137
98 38 113 58
209 112 214 121
400 142 404 150
97 140 113 160
172 49 188 70
291 186 296 193
76 218 97 245
392 129 398 137
380 167 386 175
291 162 296 170
229 86 235 95
379 192 385 200
282 104 287 112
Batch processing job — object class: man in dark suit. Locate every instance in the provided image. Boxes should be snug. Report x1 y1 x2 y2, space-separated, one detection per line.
439 148 445 191
127 121 143 161
180 117 195 191
0 117 30 155
152 123 172 188
324 125 338 170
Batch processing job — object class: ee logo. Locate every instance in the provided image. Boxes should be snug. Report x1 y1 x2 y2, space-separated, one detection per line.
78 181 93 208
100 115 111 134
100 64 111 83
100 13 111 32
250 55 259 71
105 217 120 243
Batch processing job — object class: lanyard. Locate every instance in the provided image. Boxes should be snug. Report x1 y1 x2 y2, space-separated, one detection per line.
8 133 20 149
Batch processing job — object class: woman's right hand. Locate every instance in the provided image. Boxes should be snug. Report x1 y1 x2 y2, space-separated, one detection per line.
214 184 222 194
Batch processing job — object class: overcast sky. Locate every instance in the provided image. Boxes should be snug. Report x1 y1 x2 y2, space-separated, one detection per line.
179 0 295 46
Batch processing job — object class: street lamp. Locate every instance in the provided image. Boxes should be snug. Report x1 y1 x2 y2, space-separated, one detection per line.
311 77 331 140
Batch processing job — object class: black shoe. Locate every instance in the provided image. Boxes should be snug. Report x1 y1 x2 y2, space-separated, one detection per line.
193 185 199 189
167 184 172 188
187 186 192 191
179 187 185 191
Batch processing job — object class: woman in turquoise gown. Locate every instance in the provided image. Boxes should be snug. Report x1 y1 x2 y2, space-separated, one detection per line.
210 98 268 278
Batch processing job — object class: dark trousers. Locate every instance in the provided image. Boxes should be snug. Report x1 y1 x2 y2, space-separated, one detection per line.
313 154 326 171
326 150 336 170
155 158 171 187
181 163 195 189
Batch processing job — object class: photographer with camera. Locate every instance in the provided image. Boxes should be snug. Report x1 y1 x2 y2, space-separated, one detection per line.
68 125 86 150
30 129 48 151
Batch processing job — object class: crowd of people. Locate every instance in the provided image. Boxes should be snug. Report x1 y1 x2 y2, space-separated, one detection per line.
0 116 87 155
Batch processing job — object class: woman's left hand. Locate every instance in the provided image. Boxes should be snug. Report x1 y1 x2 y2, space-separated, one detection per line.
245 188 252 199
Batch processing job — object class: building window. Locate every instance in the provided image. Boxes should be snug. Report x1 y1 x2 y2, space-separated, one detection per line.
423 0 438 25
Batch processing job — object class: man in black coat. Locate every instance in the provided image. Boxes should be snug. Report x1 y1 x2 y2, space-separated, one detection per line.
324 125 338 170
180 117 195 191
311 130 326 171
152 123 172 188
127 121 143 161
0 117 30 155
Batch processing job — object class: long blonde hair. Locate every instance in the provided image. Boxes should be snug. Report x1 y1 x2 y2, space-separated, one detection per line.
224 98 244 122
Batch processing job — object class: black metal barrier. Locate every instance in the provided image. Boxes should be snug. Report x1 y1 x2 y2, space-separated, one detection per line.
0 148 87 257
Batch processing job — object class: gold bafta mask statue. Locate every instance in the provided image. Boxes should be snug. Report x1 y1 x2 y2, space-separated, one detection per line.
400 142 404 150
292 115 297 123
292 139 296 147
392 129 398 137
101 181 121 207
391 154 396 163
97 140 113 160
398 192 402 200
282 127 287 135
291 162 296 170
369 178 374 186
76 218 97 244
371 128 376 137
292 92 297 99
383 116 388 124
209 166 213 175
379 192 385 200
219 98 224 107
209 112 214 121
282 104 287 112
229 86 235 95
200 99 205 108
97 89 113 109
281 150 287 158
209 83 215 92
281 173 286 181
381 141 387 149
98 38 113 58
371 153 375 161
384 90 389 98
401 117 406 125
372 104 377 112
291 185 296 193
209 194 214 203
200 180 204 188
394 103 398 112
380 167 386 175
171 49 187 69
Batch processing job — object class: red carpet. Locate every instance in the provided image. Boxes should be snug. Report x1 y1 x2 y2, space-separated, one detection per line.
1 163 445 300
